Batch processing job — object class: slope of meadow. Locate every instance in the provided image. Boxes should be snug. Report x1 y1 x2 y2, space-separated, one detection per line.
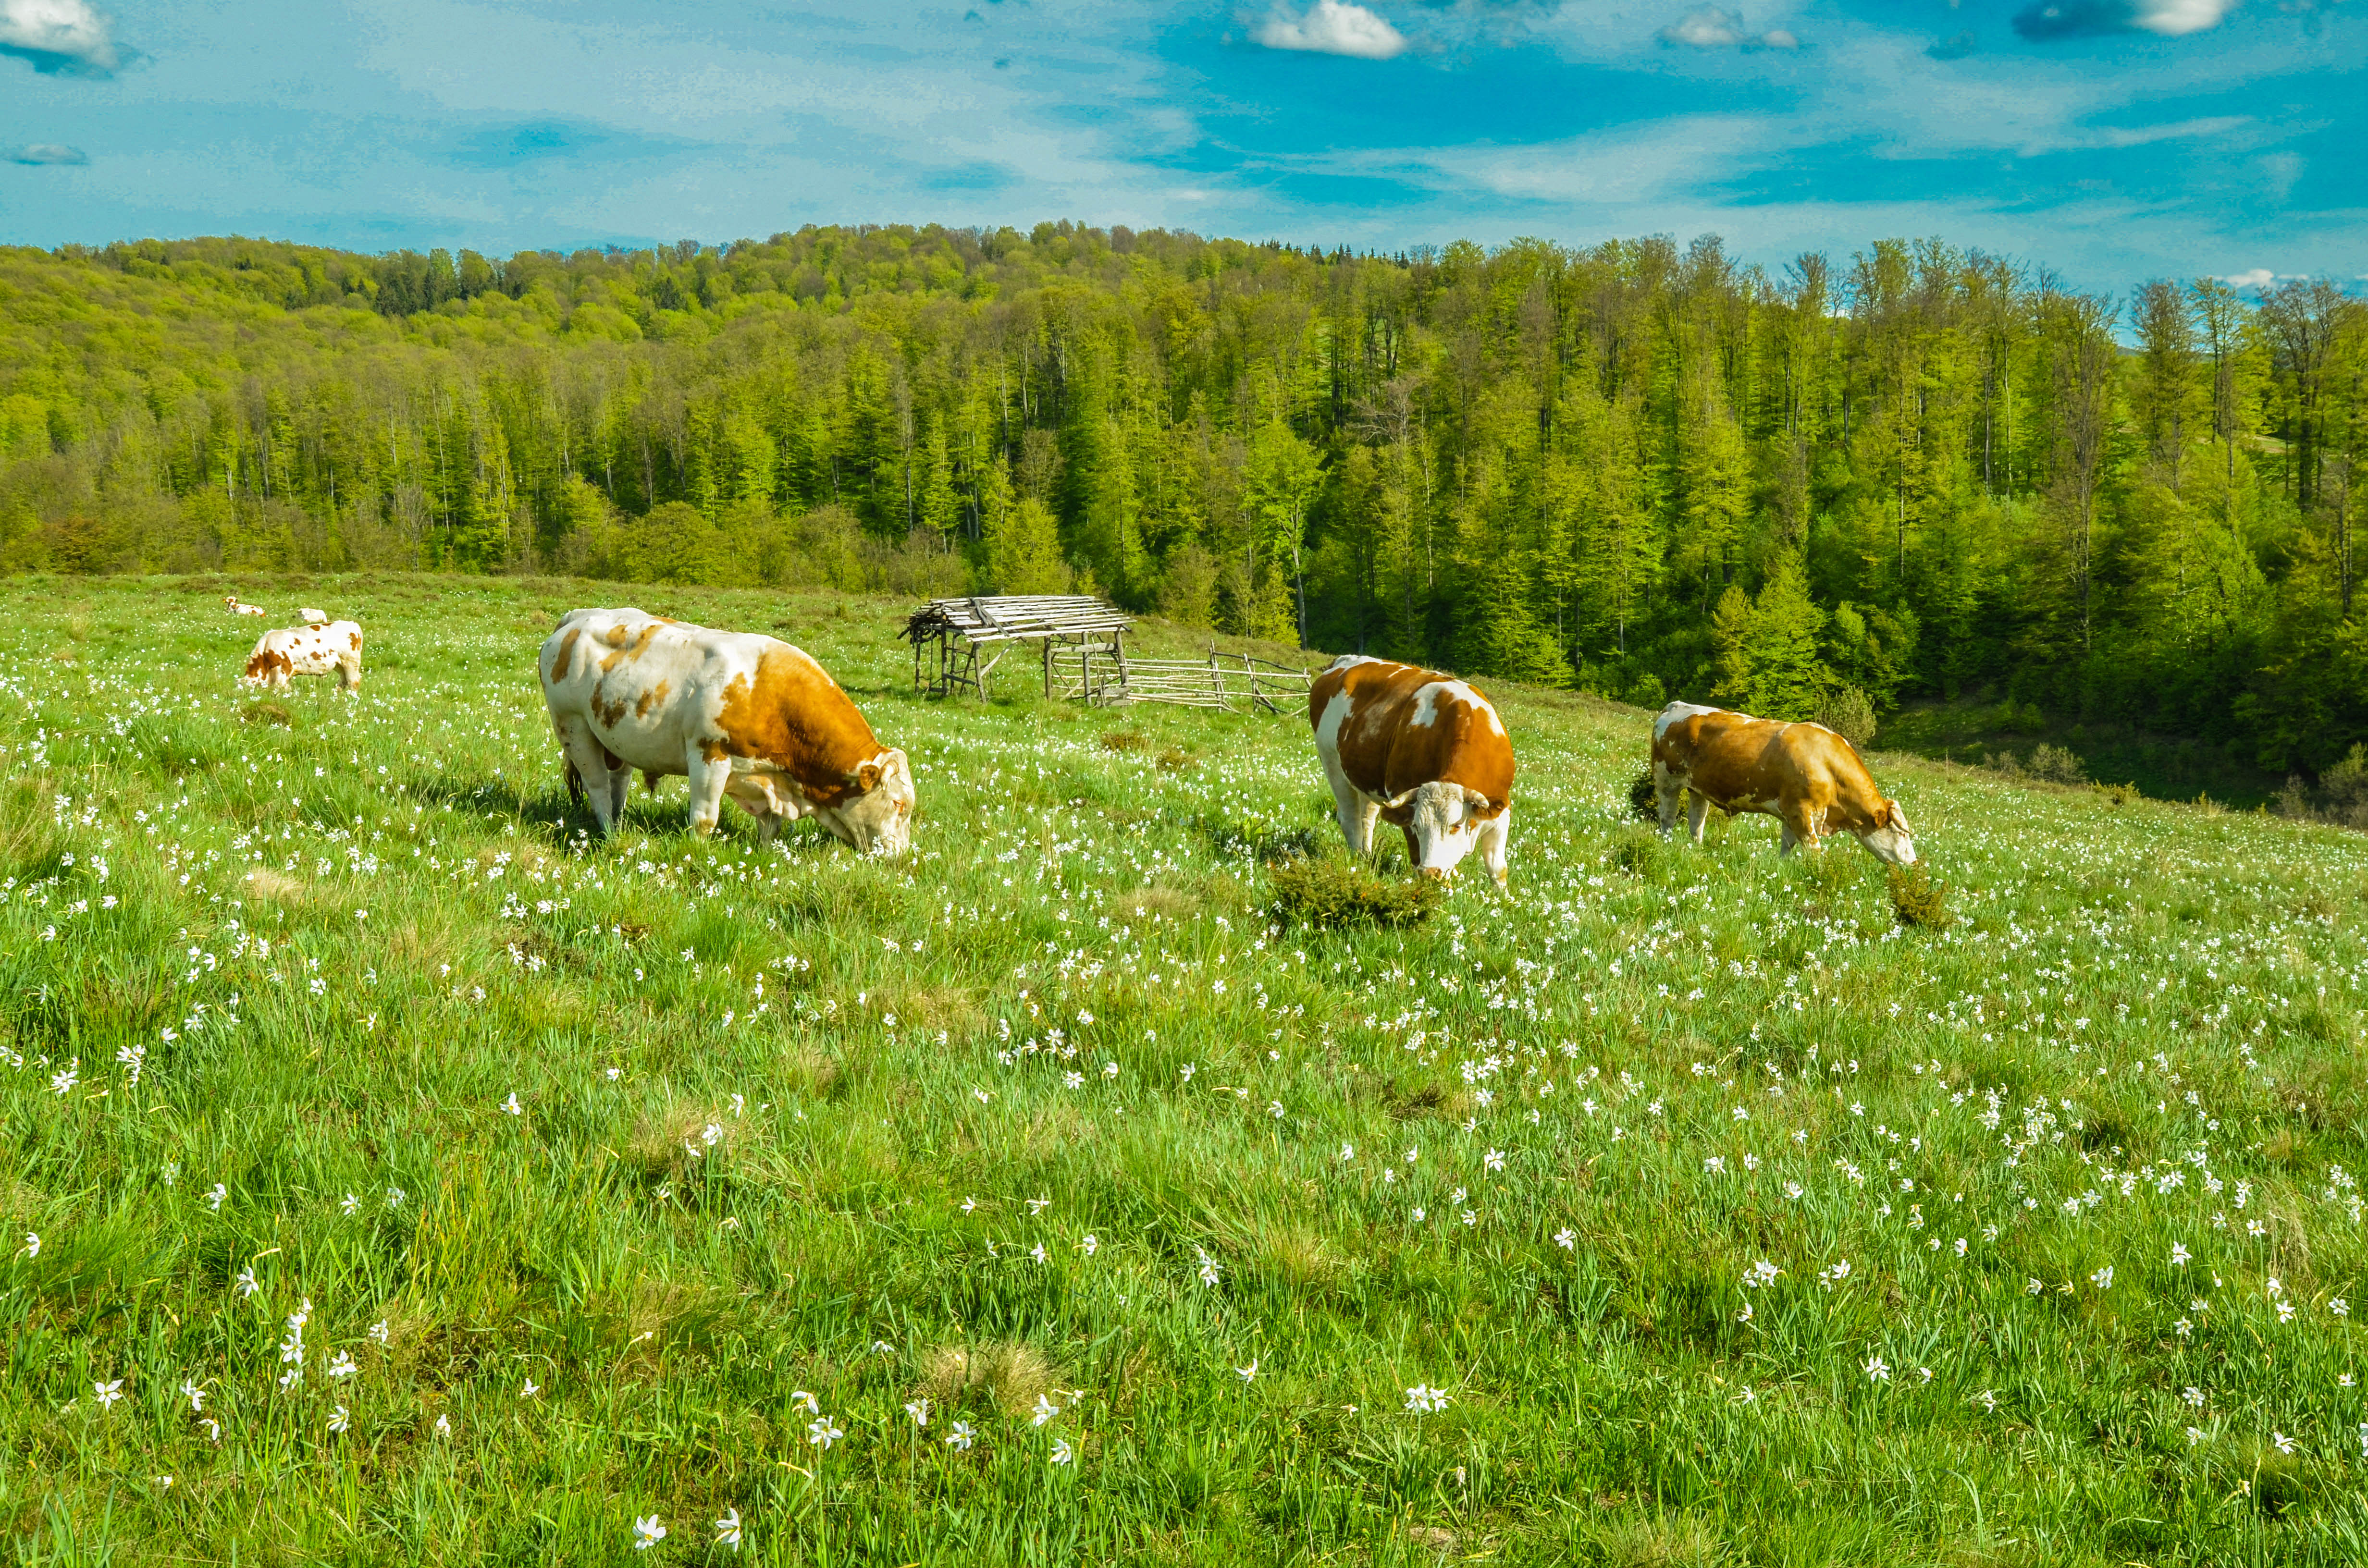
2 575 2367 1565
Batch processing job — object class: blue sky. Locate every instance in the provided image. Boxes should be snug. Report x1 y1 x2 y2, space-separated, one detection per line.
1 0 2360 294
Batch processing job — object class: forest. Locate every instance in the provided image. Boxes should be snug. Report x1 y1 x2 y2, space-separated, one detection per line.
0 222 2361 779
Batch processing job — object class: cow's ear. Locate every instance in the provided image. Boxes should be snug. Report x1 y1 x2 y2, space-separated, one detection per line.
1463 786 1492 813
852 760 884 794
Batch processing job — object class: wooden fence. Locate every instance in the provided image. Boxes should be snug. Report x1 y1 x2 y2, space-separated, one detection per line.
902 595 1312 712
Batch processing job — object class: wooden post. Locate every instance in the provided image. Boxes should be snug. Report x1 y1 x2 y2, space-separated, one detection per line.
1043 636 1054 699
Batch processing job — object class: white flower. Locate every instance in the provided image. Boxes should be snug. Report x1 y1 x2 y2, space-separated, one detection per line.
435 1413 451 1437
1484 1148 1505 1173
94 1378 124 1409
369 1319 390 1345
328 1405 350 1433
1340 1143 1355 1161
715 1508 742 1551
633 1515 666 1550
1081 1234 1098 1257
339 1193 359 1216
2171 1243 2190 1267
904 1398 931 1427
807 1415 843 1448
2274 1431 2296 1455
49 1059 77 1095
521 1376 541 1398
1050 1436 1074 1465
501 1093 521 1116
1236 1358 1258 1382
199 1417 220 1442
19 1232 37 1259
1403 1383 1449 1414
181 1378 205 1411
327 1351 358 1380
1197 1254 1221 1288
1864 1356 1890 1383
206 1183 228 1212
790 1389 820 1415
2090 1265 2114 1290
234 1265 259 1298
1554 1228 1575 1250
946 1420 976 1450
1032 1393 1060 1427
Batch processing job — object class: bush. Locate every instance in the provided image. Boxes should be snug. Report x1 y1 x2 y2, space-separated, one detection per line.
1887 864 1954 930
1267 856 1441 930
1814 685 1878 750
2027 744 2088 785
1628 770 1661 821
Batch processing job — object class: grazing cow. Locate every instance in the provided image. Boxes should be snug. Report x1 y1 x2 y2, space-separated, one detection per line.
299 607 328 625
225 597 267 617
1650 701 1915 863
243 620 364 692
538 607 914 853
1309 655 1515 884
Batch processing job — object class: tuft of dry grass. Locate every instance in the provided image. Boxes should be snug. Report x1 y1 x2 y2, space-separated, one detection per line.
914 1340 1061 1417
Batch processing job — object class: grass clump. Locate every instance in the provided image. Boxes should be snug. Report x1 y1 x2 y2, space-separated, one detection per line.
1268 854 1440 929
1627 769 1661 820
1887 862 1955 929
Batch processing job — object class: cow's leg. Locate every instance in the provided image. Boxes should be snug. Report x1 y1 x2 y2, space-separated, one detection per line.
1477 805 1511 887
684 744 731 837
1782 800 1822 857
607 760 632 826
555 720 621 834
1318 749 1377 856
1399 822 1421 872
1654 762 1684 839
1686 790 1710 845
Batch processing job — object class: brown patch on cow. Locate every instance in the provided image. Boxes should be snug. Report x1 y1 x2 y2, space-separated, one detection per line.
244 649 292 682
634 679 669 719
592 682 631 730
1652 709 1892 847
700 739 729 764
1311 659 1515 813
597 623 663 673
602 624 633 649
714 647 885 808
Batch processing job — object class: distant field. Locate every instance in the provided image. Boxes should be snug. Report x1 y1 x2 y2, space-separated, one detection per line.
5 573 2368 1565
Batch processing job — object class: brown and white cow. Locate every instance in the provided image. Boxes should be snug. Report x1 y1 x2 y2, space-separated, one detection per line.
244 620 364 691
538 607 914 853
225 596 268 617
1310 655 1515 884
1651 701 1914 863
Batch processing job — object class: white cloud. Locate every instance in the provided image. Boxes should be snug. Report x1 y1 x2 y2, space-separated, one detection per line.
0 0 120 73
2130 0 2239 35
1657 6 1800 49
7 142 87 164
1255 0 1410 60
2221 268 2275 287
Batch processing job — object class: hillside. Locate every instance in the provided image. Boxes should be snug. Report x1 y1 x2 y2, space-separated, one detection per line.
2 228 2365 789
3 574 2368 1562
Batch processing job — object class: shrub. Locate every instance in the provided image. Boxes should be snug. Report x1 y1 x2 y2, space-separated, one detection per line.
2092 780 2140 807
1268 856 1440 930
1814 685 1878 750
2026 744 2088 785
1628 769 1661 821
1888 864 1954 930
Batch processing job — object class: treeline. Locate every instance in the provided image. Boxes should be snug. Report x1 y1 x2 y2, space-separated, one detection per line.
0 222 2363 772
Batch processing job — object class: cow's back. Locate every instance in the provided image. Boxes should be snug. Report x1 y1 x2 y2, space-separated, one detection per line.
1314 655 1511 805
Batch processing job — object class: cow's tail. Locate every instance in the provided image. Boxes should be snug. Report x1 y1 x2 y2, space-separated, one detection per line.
564 758 586 809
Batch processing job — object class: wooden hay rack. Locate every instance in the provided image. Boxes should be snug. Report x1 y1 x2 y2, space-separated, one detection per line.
904 595 1133 700
1078 642 1313 714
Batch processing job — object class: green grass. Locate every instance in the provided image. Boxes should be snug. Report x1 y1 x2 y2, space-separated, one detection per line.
4 573 2368 1564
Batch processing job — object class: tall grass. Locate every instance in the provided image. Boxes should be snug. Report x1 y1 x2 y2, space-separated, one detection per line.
0 574 2366 1563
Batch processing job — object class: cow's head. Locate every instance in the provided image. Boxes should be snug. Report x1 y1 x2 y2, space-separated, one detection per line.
1401 780 1500 880
1859 799 1915 865
817 748 915 858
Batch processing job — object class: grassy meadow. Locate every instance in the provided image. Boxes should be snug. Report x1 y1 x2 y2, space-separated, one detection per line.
4 573 2368 1565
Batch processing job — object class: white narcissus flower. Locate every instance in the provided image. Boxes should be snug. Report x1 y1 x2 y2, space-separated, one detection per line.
632 1515 666 1551
714 1508 741 1550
